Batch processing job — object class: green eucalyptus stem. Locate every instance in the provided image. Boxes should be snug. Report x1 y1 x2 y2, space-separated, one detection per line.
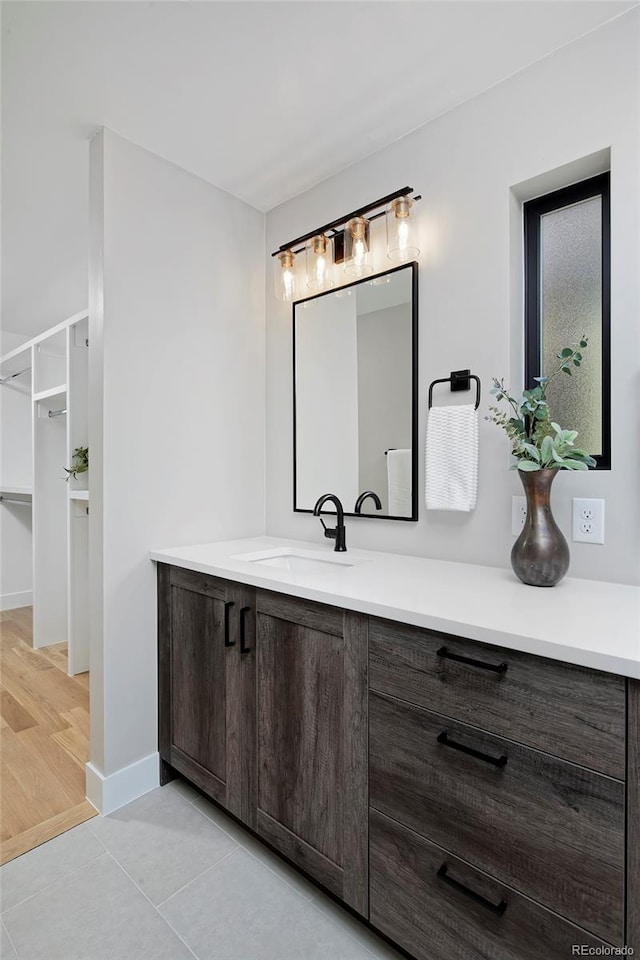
486 338 596 473
64 446 89 482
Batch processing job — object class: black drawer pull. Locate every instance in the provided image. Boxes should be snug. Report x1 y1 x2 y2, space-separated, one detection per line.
239 606 251 654
437 731 508 768
437 645 508 674
224 601 235 647
437 863 508 916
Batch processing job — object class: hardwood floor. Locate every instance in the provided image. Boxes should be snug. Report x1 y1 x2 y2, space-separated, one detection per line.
0 606 96 864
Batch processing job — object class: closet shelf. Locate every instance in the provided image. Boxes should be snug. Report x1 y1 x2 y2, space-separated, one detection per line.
0 341 32 374
0 484 33 496
68 490 89 501
33 384 67 402
0 483 32 506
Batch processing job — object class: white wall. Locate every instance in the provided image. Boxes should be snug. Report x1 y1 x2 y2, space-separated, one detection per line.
357 304 413 513
295 293 359 511
88 129 265 808
0 508 32 611
0 332 29 354
265 12 640 585
0 345 33 610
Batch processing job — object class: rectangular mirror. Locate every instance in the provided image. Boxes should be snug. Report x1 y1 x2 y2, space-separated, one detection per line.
293 262 418 520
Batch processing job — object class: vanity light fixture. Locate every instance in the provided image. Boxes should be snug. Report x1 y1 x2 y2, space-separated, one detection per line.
271 186 421 300
306 235 335 291
274 249 296 302
386 195 420 263
344 217 373 278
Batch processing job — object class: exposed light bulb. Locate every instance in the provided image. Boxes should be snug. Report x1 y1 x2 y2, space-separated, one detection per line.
275 250 296 301
306 235 335 291
397 219 409 253
344 217 373 277
282 265 295 299
386 196 419 263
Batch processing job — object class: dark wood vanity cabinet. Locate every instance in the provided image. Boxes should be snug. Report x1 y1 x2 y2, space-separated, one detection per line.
158 565 638 960
158 568 369 914
369 616 634 959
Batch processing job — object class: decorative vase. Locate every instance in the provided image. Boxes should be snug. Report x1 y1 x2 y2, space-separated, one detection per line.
511 469 569 587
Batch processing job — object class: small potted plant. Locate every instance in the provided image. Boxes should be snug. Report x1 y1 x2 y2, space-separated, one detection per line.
64 446 89 486
487 340 596 586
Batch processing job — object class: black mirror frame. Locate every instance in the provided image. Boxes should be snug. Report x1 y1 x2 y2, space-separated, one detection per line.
292 260 419 522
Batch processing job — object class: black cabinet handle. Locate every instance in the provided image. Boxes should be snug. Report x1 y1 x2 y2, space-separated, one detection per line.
437 731 508 768
239 606 251 655
224 601 235 647
437 645 508 674
437 863 508 916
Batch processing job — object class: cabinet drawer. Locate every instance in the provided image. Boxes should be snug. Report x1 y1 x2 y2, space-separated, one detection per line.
370 692 624 944
370 809 611 960
369 617 625 779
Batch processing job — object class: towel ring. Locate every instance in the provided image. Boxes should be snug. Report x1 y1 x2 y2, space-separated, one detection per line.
428 370 481 410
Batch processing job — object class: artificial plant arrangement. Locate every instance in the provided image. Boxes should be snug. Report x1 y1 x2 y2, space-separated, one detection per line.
64 446 89 482
487 338 596 587
487 339 596 472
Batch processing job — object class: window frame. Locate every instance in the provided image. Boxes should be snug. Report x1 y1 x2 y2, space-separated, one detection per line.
523 172 611 470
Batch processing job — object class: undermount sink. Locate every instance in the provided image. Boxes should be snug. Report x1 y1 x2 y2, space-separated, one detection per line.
232 549 355 575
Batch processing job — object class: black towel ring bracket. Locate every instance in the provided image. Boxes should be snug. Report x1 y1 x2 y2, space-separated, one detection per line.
428 369 481 410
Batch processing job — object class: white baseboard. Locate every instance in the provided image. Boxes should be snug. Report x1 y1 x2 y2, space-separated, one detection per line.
0 590 33 612
86 752 159 815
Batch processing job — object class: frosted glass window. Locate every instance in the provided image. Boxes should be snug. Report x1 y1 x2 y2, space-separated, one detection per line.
540 197 602 455
524 174 610 468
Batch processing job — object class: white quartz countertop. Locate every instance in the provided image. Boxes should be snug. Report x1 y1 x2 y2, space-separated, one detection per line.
150 536 640 679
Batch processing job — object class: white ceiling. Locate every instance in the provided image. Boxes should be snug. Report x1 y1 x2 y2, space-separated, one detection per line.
2 0 634 336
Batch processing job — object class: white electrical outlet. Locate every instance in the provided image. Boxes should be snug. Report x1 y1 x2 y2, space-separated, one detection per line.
572 498 605 544
511 496 527 536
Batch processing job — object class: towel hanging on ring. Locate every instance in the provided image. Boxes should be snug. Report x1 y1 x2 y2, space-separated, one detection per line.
425 371 480 512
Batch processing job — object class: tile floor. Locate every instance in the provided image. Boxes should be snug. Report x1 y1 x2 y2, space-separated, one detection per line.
0 779 404 960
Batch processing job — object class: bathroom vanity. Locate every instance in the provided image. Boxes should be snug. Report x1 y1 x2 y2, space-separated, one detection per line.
153 537 639 960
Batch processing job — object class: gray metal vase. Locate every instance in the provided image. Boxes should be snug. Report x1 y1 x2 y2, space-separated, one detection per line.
511 469 570 587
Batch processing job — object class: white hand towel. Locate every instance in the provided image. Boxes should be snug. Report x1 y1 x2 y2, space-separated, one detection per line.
425 404 478 511
387 449 412 517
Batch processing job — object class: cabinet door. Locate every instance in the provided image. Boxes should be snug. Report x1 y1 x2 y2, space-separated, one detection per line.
254 591 368 916
158 564 253 820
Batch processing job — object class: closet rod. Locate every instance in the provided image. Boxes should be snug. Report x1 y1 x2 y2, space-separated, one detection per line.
0 367 30 384
48 408 67 418
0 496 32 505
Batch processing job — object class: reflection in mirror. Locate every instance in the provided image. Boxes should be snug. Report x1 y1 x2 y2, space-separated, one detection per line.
294 263 417 520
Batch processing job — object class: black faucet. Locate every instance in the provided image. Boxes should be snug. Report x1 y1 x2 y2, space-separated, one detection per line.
313 494 347 552
354 491 383 514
